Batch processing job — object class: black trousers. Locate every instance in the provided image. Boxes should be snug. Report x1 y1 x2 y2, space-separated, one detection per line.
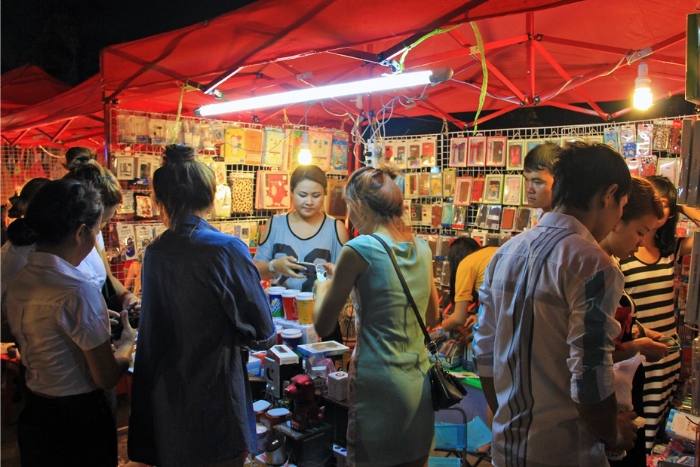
18 389 117 467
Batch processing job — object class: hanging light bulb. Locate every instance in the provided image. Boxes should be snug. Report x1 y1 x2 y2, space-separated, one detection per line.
633 61 652 110
298 132 312 165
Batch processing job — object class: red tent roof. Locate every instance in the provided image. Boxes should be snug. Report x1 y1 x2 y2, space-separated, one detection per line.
2 0 694 148
1 75 104 149
99 0 694 128
1 65 71 113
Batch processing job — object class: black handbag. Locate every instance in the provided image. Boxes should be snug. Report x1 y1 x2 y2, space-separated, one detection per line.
371 234 467 411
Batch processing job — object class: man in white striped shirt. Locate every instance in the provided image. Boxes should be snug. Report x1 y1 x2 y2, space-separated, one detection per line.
475 142 639 467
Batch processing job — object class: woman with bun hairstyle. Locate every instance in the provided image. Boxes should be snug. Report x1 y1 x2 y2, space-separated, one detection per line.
1 178 50 297
128 145 275 467
63 151 141 313
254 164 349 340
619 175 700 451
4 179 136 467
313 165 439 467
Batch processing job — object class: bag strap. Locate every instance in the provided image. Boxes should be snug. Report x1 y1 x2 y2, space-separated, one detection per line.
370 234 438 356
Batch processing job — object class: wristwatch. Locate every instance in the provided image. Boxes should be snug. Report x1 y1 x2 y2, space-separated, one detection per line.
268 259 277 274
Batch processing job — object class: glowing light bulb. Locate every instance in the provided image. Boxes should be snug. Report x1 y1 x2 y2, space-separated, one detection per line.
298 147 312 165
298 132 312 165
633 62 652 110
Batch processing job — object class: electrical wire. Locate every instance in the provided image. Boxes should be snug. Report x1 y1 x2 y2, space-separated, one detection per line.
396 25 461 73
470 22 488 134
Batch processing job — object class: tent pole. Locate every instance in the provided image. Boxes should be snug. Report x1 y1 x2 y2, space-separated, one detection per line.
466 104 520 127
546 101 603 118
526 12 536 102
51 119 75 143
532 41 609 120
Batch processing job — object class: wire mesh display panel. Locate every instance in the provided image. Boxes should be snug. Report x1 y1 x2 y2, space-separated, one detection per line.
382 116 693 238
105 108 351 284
1 145 67 205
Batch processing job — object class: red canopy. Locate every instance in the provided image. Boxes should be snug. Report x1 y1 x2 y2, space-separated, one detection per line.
1 65 70 113
1 0 694 147
1 75 104 149
99 0 693 128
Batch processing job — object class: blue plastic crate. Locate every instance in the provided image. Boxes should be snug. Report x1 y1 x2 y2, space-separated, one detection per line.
428 457 461 467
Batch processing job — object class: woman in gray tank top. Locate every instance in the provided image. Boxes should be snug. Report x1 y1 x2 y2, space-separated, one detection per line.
254 166 349 339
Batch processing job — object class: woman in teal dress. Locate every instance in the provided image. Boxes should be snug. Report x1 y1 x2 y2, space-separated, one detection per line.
314 165 440 467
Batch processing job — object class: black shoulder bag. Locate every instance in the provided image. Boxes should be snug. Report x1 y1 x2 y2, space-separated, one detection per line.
371 234 467 411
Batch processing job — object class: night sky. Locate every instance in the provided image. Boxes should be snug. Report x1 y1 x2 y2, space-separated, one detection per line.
1 0 255 85
1 0 695 132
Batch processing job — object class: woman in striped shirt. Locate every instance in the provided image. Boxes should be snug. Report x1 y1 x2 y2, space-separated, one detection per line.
619 175 700 451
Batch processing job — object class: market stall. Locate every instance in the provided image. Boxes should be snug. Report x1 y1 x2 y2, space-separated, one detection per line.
1 0 699 464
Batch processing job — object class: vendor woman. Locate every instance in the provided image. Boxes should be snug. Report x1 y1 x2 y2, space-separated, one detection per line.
254 165 349 340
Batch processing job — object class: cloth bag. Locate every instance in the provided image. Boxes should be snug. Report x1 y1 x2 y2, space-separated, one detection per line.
371 234 467 410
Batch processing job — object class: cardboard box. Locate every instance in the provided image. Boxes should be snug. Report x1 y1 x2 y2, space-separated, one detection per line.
665 408 700 442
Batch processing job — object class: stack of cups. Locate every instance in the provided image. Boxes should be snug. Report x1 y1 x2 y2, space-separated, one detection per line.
281 289 300 321
267 287 286 318
296 292 315 325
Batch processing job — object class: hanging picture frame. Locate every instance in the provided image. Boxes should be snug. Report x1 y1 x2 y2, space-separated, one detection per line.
453 176 473 206
451 206 467 230
470 230 487 247
136 155 159 181
485 205 503 230
116 191 135 215
326 178 348 219
393 141 408 169
449 137 469 167
503 175 523 206
134 193 154 220
483 174 504 204
506 140 525 171
526 139 544 153
442 168 457 198
407 141 421 168
515 207 533 231
420 137 437 167
329 132 349 175
468 136 486 167
473 204 489 228
471 177 485 204
501 206 518 231
486 136 507 167
116 157 135 181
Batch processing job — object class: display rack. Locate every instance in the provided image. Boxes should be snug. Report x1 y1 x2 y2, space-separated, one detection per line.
377 116 694 288
105 108 352 284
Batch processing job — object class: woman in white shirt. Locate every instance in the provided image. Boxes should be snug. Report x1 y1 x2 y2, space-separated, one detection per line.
4 179 136 466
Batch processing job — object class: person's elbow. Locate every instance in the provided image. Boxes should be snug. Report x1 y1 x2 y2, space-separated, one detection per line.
315 319 336 339
91 365 123 390
246 330 276 351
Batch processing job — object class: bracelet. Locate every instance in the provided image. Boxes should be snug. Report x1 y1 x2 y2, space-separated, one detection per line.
268 259 277 274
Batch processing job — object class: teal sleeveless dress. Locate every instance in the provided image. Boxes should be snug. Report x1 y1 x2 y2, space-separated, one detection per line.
345 233 434 467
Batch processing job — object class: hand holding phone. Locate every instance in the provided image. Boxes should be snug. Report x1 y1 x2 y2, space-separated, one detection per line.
658 336 680 352
297 262 317 277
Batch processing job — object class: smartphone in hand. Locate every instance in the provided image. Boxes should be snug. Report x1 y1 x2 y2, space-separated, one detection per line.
659 336 680 352
297 262 317 277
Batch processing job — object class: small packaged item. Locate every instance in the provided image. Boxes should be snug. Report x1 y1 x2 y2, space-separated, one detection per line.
327 371 348 400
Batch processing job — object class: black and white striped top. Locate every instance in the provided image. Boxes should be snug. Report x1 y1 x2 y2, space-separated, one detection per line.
619 251 681 451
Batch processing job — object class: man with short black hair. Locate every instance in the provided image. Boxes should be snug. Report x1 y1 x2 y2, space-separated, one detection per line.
474 142 638 467
522 142 561 214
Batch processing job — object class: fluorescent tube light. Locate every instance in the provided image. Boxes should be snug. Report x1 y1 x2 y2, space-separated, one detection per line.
196 69 451 117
